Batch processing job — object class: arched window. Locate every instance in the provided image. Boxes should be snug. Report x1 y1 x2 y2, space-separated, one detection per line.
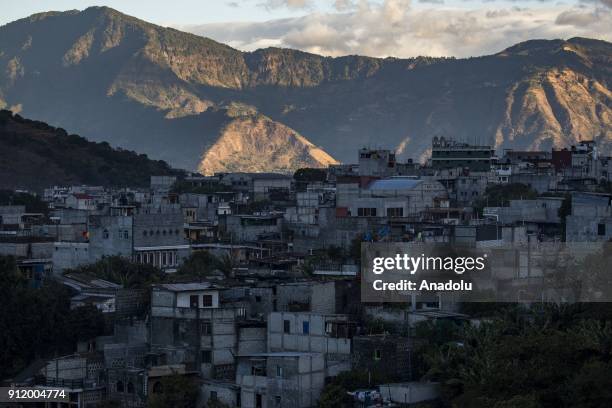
152 381 163 394
153 381 164 394
116 381 124 393
127 382 135 394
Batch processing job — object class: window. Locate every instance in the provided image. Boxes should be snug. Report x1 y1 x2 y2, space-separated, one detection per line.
303 321 310 334
201 350 212 363
598 223 606 236
255 296 262 303
102 229 109 239
201 322 212 335
386 207 403 217
276 365 283 377
189 295 199 308
210 391 218 401
202 294 213 307
116 381 124 393
152 381 163 394
374 349 382 360
357 207 377 217
274 396 281 406
127 382 134 394
283 319 290 334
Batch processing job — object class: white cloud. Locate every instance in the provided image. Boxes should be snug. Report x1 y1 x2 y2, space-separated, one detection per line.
259 0 313 10
333 0 357 11
178 1 612 58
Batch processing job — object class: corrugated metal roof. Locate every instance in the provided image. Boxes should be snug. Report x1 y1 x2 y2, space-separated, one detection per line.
157 282 213 291
368 177 423 191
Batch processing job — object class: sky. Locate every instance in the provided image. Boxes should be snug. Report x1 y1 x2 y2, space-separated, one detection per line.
2 0 611 58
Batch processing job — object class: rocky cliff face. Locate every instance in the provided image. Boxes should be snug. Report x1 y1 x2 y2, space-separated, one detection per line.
0 7 610 171
198 113 338 175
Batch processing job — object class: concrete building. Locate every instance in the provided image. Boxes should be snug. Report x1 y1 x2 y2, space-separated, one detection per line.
352 335 412 381
0 205 26 225
484 197 563 225
223 213 284 242
201 379 240 408
358 148 397 177
431 137 495 172
236 352 325 408
336 176 448 218
378 382 440 406
275 280 360 315
52 242 91 275
566 192 612 242
268 312 355 377
88 215 133 262
37 353 106 407
133 212 190 271
150 176 177 194
219 173 292 201
150 283 245 380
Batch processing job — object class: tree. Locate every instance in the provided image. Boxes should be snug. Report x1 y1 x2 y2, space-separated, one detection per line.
66 256 165 288
148 374 199 408
215 253 236 278
317 384 353 408
473 183 538 215
175 251 220 279
293 168 327 183
423 304 612 407
557 194 572 241
206 400 231 408
0 256 107 380
0 190 49 215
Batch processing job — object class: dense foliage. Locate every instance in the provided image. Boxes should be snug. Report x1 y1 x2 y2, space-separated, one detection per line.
318 370 388 408
173 251 232 280
293 168 327 191
0 189 49 215
423 304 612 407
0 110 184 191
147 374 199 408
473 183 539 215
0 256 106 380
66 256 166 289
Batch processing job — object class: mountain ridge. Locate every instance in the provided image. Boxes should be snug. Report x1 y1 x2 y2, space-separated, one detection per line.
0 109 183 191
0 6 610 171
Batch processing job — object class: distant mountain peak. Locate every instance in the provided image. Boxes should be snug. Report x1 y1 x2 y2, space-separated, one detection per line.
199 114 338 175
0 7 609 172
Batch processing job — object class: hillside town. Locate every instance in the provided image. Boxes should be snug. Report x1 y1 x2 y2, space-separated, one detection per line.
1 137 612 408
